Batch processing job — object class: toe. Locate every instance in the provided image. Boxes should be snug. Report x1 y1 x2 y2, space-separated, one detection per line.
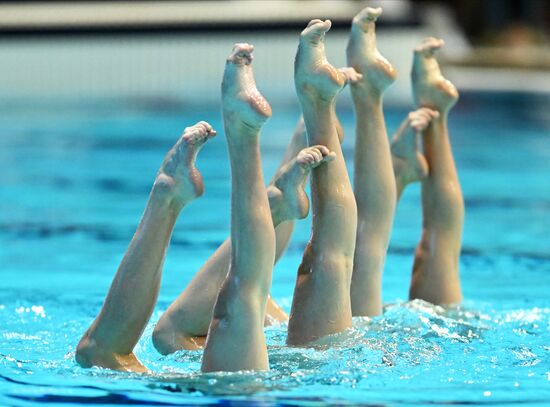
352 6 382 29
197 121 212 132
415 37 444 55
312 151 335 168
365 7 383 21
194 123 208 137
307 19 324 28
339 67 363 84
411 118 428 132
228 43 254 64
316 145 330 156
196 121 217 139
323 151 336 162
306 152 317 162
182 126 196 142
420 108 440 123
183 121 216 145
414 109 432 122
312 149 324 162
301 19 332 42
303 152 315 164
426 109 440 119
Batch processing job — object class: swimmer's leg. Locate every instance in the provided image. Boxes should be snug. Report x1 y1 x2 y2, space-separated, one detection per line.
75 121 216 372
346 6 397 317
391 108 438 198
201 43 275 372
409 38 464 305
287 20 357 346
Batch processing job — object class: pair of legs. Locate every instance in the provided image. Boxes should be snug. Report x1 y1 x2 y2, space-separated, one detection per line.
202 43 338 372
381 35 463 304
405 38 464 304
347 8 464 313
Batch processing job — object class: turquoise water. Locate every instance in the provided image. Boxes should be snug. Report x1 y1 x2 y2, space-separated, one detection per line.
1 93 549 406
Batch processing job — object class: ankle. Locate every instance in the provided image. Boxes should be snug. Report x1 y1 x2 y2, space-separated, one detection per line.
267 186 285 226
150 180 186 216
351 83 384 102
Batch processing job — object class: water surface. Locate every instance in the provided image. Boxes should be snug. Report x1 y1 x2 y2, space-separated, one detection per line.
1 92 549 405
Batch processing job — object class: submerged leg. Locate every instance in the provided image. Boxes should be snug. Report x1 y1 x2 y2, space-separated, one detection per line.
75 122 216 372
409 38 464 305
287 20 357 345
201 43 275 372
346 6 397 317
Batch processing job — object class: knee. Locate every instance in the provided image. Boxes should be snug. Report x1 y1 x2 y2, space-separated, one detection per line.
75 336 101 369
311 250 354 278
151 317 186 355
153 312 208 354
75 340 92 368
151 322 170 355
414 239 430 263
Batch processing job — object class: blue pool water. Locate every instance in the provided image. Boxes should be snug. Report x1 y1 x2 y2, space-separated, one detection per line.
1 92 549 406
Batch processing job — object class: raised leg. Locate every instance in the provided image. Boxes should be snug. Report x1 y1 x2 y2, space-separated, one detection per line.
200 43 275 372
409 38 464 305
75 122 216 372
346 6 397 317
287 20 358 345
391 107 438 198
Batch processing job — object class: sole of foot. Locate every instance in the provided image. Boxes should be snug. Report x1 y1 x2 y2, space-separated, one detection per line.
347 6 396 95
391 108 439 184
268 145 335 223
222 43 272 129
412 37 459 112
296 20 345 100
154 121 216 209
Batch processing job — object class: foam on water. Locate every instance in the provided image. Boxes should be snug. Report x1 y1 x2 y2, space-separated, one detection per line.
1 294 549 405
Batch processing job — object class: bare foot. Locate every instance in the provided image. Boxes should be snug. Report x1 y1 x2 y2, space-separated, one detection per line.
222 43 272 129
391 108 438 186
412 38 459 113
338 67 363 86
267 145 336 224
295 19 345 101
346 7 397 97
154 121 216 209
